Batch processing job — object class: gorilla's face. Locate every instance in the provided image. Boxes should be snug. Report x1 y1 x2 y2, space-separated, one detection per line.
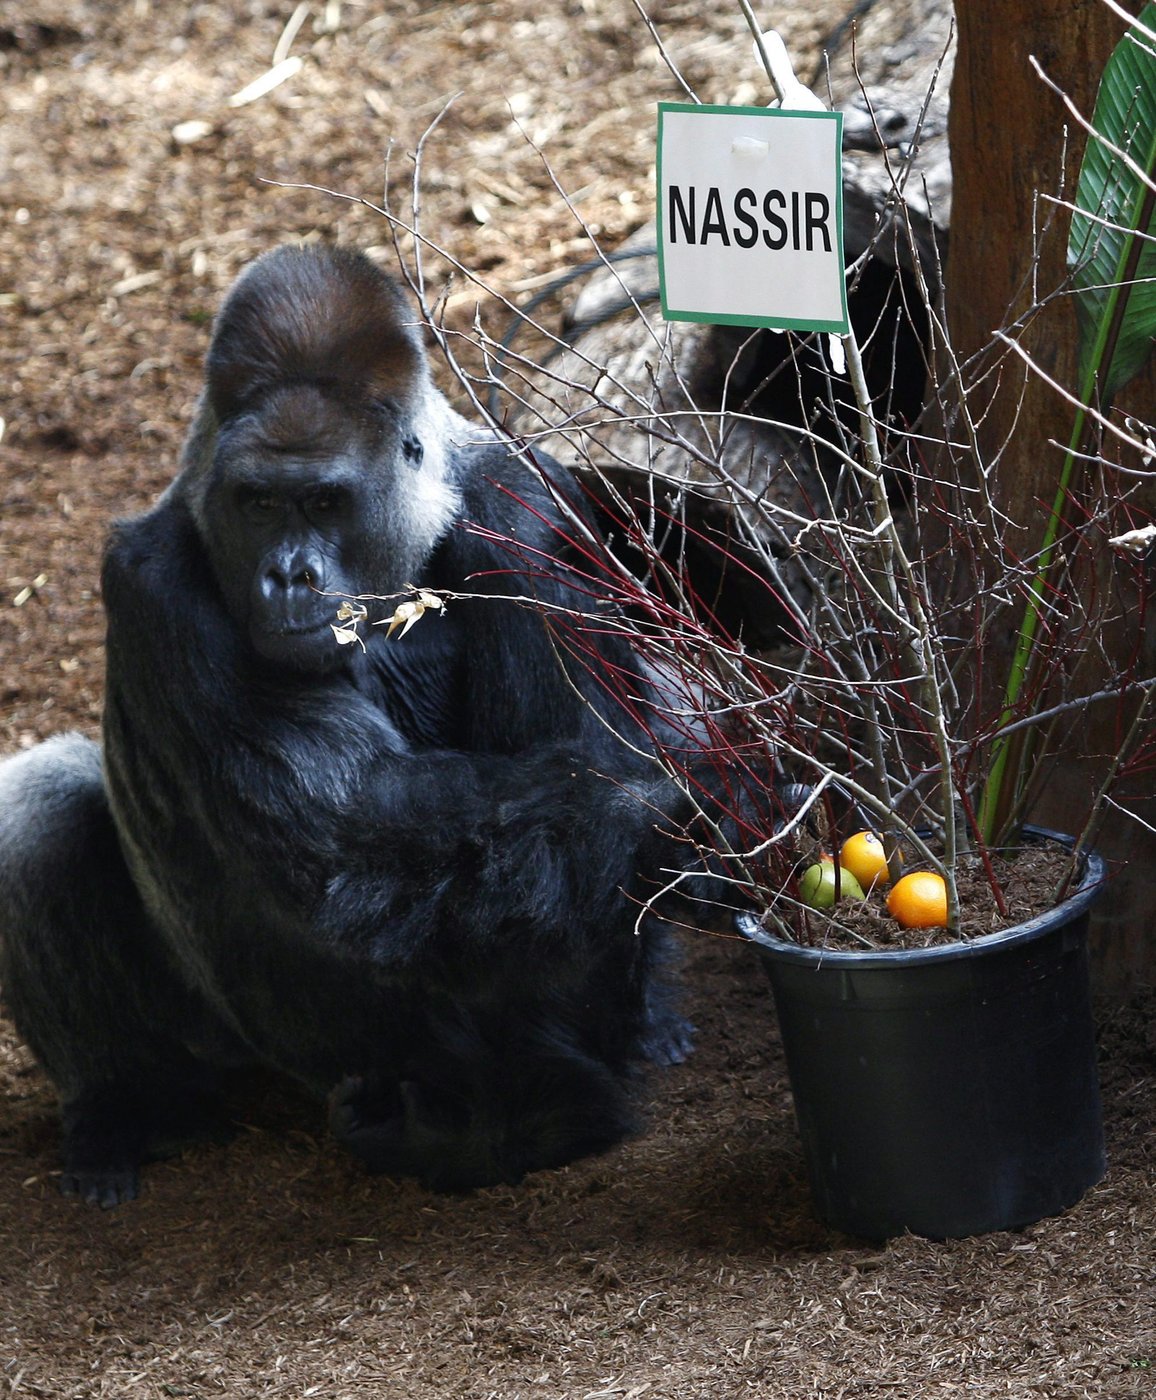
200 384 425 676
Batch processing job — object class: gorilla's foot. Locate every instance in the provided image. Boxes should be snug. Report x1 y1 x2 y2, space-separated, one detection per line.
58 1082 230 1207
329 1040 641 1195
59 1096 145 1208
328 1074 511 1192
639 1008 696 1067
59 1161 140 1209
327 1075 408 1175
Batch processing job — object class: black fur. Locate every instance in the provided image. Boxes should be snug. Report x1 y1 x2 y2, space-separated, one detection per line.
0 245 699 1206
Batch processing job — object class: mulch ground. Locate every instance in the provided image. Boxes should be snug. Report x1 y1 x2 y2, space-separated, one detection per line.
1 3 1154 1397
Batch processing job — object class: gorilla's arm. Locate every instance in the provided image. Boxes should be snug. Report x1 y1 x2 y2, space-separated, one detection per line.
101 501 688 995
315 747 680 988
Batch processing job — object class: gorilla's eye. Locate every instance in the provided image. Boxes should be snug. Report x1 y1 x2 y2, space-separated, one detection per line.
305 489 348 524
237 488 279 518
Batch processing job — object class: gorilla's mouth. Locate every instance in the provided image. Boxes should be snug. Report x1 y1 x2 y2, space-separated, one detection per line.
275 618 333 639
251 617 345 674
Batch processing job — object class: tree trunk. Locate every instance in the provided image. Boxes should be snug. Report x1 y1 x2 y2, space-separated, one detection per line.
945 0 1156 993
946 0 1122 445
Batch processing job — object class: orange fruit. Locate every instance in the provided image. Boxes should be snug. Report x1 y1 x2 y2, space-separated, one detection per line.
839 831 891 890
886 871 949 929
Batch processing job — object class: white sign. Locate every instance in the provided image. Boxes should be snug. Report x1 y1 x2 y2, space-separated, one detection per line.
657 102 848 334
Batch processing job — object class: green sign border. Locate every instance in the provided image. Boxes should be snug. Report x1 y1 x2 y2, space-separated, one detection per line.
657 101 849 335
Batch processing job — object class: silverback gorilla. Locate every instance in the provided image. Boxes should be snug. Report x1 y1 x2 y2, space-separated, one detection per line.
0 244 706 1206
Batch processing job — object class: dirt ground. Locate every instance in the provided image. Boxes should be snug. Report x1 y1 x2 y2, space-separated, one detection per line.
1 2 1154 1397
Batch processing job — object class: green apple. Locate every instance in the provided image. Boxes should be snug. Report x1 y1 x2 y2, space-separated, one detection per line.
798 860 865 908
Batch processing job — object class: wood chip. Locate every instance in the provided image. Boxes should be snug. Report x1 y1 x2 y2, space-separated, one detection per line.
171 119 216 146
227 55 304 108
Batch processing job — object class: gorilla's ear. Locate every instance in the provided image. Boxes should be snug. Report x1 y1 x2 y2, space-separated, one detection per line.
205 245 429 418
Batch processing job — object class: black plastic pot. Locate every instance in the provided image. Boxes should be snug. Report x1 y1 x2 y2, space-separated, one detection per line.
737 830 1107 1241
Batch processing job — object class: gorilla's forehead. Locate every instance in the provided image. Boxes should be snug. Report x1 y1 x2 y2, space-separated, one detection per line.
222 385 394 461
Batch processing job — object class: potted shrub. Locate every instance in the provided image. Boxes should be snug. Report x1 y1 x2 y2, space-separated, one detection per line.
732 833 1108 1240
352 3 1155 1238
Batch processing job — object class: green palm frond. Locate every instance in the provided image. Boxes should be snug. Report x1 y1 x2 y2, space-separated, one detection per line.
1069 3 1156 402
979 4 1156 845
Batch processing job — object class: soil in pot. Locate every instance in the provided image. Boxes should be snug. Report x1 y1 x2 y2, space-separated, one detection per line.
785 834 1083 952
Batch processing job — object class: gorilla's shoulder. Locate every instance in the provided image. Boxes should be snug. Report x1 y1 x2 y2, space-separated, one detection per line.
455 439 588 536
102 496 209 604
